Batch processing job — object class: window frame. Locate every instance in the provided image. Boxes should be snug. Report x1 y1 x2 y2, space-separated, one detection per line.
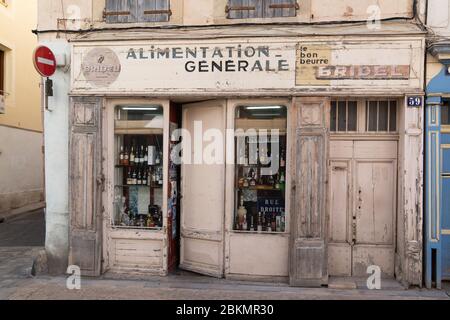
329 98 400 136
104 0 171 24
226 0 299 20
232 103 289 234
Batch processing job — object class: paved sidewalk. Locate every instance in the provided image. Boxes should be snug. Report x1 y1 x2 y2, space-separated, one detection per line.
3 273 450 300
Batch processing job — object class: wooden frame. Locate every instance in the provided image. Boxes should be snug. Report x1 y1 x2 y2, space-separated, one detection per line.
103 98 170 275
225 98 292 280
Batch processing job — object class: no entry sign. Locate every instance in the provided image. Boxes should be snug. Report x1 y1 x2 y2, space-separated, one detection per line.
33 46 56 77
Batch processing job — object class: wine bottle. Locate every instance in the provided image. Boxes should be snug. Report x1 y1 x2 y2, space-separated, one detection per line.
144 147 148 164
130 146 135 165
124 146 129 166
119 146 124 165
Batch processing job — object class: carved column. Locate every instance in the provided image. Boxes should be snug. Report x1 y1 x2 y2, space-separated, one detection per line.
289 97 330 287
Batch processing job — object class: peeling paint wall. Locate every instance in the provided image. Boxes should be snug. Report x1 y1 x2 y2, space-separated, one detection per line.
37 0 417 30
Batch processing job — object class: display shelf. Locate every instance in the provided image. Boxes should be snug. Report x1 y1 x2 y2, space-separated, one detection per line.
115 184 163 189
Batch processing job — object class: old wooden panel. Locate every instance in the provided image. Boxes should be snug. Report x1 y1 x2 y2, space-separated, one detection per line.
228 233 289 276
138 0 170 22
330 140 353 158
352 245 395 277
70 133 96 230
354 140 397 159
295 133 326 238
329 161 349 242
356 161 395 245
328 243 351 276
69 97 103 277
179 100 226 277
111 239 163 268
289 97 329 287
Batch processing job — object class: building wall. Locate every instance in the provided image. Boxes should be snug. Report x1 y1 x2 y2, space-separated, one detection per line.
0 0 44 213
37 0 426 282
37 0 418 30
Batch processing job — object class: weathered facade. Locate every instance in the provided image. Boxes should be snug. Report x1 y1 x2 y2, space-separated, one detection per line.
425 0 450 289
37 0 426 287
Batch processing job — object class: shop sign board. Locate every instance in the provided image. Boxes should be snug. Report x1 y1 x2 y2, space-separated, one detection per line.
71 39 423 93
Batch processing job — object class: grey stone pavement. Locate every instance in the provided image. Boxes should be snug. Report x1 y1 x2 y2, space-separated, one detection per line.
1 209 450 300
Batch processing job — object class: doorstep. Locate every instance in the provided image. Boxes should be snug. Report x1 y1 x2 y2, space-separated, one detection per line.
328 276 406 290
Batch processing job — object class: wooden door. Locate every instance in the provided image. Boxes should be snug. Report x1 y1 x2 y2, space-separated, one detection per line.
328 140 397 278
179 100 226 277
69 97 103 276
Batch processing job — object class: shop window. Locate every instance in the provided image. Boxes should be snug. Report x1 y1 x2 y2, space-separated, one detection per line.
234 105 287 233
366 100 397 132
330 100 357 132
113 105 164 230
441 100 450 125
226 0 298 19
105 0 171 23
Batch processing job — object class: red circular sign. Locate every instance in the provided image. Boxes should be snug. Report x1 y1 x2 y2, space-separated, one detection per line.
33 46 56 77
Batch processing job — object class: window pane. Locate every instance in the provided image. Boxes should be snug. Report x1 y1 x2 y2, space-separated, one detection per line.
338 101 347 132
442 101 450 125
368 101 378 131
378 101 389 131
113 105 164 230
235 105 287 233
330 101 337 132
389 101 397 132
347 101 357 131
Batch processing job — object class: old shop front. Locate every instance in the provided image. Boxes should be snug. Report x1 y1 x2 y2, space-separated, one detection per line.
67 29 425 286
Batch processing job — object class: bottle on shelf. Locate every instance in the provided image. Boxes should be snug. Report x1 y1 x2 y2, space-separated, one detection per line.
130 146 135 165
119 146 124 165
257 212 263 232
144 146 148 164
155 151 161 165
132 168 137 185
242 214 248 231
124 146 129 166
266 215 272 232
280 171 285 191
274 174 280 190
142 168 148 186
237 196 247 229
280 148 286 168
137 167 142 185
127 167 132 185
249 169 257 187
